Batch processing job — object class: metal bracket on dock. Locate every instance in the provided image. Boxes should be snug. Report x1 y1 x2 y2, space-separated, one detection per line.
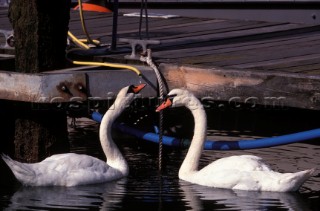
119 38 160 60
0 29 14 49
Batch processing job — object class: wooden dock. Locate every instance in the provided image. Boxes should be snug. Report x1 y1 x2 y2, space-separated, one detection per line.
1 7 320 110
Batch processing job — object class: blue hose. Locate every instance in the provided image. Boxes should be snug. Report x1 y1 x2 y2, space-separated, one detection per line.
91 112 320 150
92 111 103 123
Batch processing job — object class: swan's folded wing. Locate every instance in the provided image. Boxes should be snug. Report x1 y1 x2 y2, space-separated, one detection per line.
64 165 125 186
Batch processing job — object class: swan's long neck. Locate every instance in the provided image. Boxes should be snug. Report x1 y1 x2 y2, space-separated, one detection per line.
99 99 129 175
179 96 207 177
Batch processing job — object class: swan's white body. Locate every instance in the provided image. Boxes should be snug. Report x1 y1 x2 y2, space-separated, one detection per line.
1 84 145 187
156 89 315 192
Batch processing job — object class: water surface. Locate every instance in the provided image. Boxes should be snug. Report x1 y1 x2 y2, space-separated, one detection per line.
0 109 319 210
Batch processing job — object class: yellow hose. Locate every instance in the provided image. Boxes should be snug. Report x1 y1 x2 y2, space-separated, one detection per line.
78 0 97 46
68 1 142 76
72 60 142 76
78 39 100 45
68 31 90 49
68 31 101 49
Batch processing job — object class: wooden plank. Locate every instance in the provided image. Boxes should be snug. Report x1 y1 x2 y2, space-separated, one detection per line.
228 53 320 70
90 16 213 39
0 71 87 102
160 63 320 110
303 69 320 75
210 49 320 68
90 18 318 63
150 21 287 41
258 58 320 72
171 33 320 69
217 43 320 68
151 23 309 49
153 31 320 59
0 65 157 103
85 65 158 100
69 11 208 32
67 10 320 78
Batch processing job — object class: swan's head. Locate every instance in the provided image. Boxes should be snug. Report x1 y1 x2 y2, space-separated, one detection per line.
156 88 201 112
114 84 146 107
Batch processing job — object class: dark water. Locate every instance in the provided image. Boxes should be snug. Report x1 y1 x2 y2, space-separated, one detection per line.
0 108 320 211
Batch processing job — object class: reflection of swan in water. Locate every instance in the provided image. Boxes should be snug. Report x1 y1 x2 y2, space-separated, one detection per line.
4 178 127 210
156 89 315 192
179 180 312 211
1 84 146 186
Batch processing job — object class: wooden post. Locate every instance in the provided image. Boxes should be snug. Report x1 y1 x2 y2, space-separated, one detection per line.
9 0 70 72
8 0 71 162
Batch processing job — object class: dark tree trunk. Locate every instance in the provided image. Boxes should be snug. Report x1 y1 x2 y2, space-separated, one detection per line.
7 0 71 162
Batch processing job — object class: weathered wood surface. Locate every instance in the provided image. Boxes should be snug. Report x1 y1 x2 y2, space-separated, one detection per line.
160 64 320 110
0 64 157 103
1 8 320 109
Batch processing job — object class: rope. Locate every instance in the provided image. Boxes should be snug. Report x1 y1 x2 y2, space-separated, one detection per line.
140 49 165 171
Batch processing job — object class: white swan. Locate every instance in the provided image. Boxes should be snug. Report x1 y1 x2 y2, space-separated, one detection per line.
156 89 315 192
1 84 146 186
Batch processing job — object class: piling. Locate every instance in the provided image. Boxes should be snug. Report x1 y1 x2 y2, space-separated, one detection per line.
5 0 71 162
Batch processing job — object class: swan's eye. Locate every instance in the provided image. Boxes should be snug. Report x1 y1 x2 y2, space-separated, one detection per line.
166 94 177 101
161 94 177 105
127 85 135 93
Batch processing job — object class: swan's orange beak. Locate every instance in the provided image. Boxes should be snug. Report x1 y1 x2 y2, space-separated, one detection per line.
156 98 172 112
132 84 146 94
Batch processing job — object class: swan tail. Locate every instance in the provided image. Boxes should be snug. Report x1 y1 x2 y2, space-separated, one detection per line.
1 154 35 184
281 168 316 192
